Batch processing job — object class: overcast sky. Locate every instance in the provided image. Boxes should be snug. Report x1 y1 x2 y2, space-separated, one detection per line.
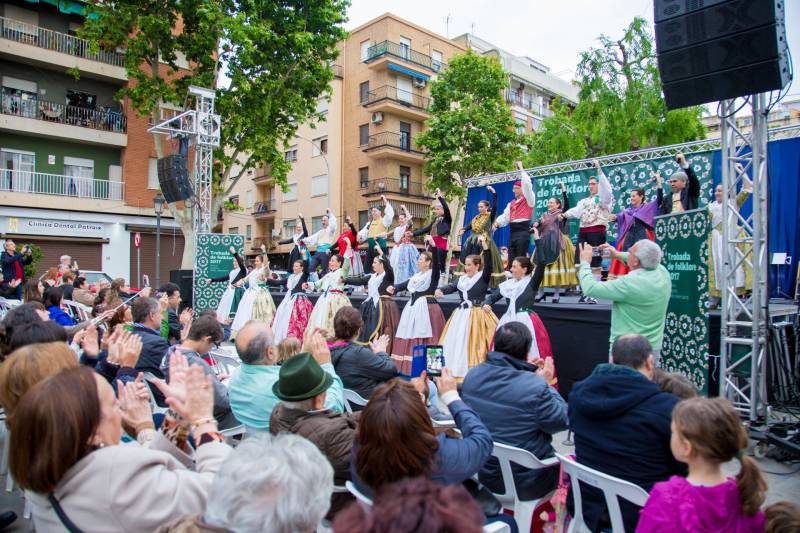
345 0 800 100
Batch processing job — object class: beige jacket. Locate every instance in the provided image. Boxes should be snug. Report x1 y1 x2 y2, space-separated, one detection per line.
71 288 96 307
27 433 231 533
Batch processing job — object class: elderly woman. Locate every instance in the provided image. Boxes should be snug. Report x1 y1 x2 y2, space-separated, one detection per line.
9 353 231 532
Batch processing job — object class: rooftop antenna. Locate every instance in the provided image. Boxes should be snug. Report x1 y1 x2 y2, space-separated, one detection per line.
470 22 475 35
445 13 451 38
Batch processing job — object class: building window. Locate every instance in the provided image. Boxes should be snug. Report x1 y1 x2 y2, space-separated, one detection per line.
2 76 38 119
284 183 297 202
284 147 298 162
312 136 328 156
359 167 369 188
399 36 411 59
63 156 94 197
282 220 295 238
316 95 329 114
432 49 443 71
360 39 372 61
311 216 324 234
311 174 328 197
358 210 368 229
0 148 35 193
514 112 527 135
359 124 369 146
229 195 239 206
245 190 254 209
228 226 239 235
245 225 252 241
360 81 370 104
147 157 159 189
399 165 410 193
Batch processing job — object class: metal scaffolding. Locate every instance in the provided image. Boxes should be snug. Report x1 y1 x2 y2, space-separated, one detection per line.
719 94 770 422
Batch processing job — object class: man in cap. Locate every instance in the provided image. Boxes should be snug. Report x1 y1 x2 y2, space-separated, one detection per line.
493 161 536 265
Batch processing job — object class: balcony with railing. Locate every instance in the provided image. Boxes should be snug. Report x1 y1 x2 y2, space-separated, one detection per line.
360 178 429 199
0 169 124 201
363 131 424 163
504 89 549 117
0 16 126 80
253 198 277 218
364 41 445 73
362 85 430 120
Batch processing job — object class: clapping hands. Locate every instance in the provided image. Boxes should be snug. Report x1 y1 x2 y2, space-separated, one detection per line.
369 334 390 354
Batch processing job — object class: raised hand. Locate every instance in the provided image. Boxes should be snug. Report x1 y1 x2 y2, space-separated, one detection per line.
487 185 495 194
560 181 567 192
303 328 331 365
652 171 663 187
592 159 600 169
229 246 236 254
369 334 390 354
609 213 617 222
179 308 193 326
535 357 555 384
81 324 100 358
166 365 215 427
119 333 143 368
386 285 395 295
118 378 153 433
152 350 190 404
676 153 686 166
482 304 492 313
380 194 387 203
434 289 444 298
579 243 594 264
435 188 442 198
515 161 524 171
433 367 457 396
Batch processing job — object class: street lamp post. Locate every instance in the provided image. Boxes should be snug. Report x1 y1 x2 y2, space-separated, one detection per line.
153 193 165 290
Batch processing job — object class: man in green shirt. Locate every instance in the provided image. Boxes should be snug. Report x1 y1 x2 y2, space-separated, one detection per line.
578 240 671 364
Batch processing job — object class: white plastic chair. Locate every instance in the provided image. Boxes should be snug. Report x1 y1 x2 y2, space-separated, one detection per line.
210 350 241 377
431 418 457 429
343 389 368 414
63 299 92 322
555 453 649 533
142 372 170 415
345 480 373 507
0 298 20 319
490 442 559 533
220 424 247 446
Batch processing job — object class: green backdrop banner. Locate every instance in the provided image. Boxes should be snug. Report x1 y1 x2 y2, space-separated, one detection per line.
193 233 245 313
655 208 710 393
533 150 715 242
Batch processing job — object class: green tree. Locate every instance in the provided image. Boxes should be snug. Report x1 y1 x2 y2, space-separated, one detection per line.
81 0 348 266
416 50 525 274
527 17 705 166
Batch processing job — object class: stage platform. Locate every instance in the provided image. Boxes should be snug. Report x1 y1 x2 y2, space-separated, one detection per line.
269 291 797 398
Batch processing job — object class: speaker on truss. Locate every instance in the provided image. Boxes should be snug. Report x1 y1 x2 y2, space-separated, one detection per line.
157 155 193 203
655 0 791 110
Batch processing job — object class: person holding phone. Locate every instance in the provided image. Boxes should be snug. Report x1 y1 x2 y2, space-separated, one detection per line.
435 235 498 378
1 240 32 300
208 246 247 322
386 235 445 374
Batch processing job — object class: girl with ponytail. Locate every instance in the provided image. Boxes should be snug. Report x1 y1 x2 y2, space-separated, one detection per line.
636 396 767 532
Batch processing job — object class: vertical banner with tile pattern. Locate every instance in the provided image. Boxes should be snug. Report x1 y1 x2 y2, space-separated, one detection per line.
193 233 244 312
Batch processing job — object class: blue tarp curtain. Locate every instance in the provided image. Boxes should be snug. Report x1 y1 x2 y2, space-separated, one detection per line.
465 136 800 298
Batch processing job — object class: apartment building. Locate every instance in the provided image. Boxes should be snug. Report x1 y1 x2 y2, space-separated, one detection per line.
453 33 579 133
701 96 800 138
0 0 184 283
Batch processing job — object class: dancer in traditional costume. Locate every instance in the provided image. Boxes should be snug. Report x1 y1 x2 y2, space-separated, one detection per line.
530 183 578 303
209 246 247 322
708 164 752 308
413 189 451 274
658 153 701 215
494 161 536 263
484 255 555 383
358 195 394 273
230 246 277 336
457 186 504 288
330 216 364 278
305 247 352 333
436 236 499 378
267 258 313 344
387 235 445 374
344 245 400 354
563 160 614 303
276 214 309 268
305 208 337 276
389 204 418 285
608 173 661 279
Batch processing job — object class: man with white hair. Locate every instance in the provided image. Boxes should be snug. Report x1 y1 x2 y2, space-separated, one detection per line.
658 152 701 215
305 208 337 276
578 239 671 364
166 433 334 532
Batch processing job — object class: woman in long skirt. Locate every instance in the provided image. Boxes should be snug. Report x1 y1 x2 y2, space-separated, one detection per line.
209 246 247 322
344 245 400 355
305 246 352 333
707 167 752 307
267 259 313 344
387 235 446 374
436 236 499 378
530 183 578 303
484 255 556 386
330 216 364 278
389 204 419 285
230 246 277 336
608 174 661 279
457 186 505 288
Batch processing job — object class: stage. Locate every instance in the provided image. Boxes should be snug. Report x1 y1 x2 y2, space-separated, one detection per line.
268 290 798 398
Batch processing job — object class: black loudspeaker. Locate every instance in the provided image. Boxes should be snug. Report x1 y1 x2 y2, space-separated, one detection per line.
157 155 193 203
170 269 194 309
655 0 791 110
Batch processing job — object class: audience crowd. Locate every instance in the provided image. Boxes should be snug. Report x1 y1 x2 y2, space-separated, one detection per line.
0 252 795 533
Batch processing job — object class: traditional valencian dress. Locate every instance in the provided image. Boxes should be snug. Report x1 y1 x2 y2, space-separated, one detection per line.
708 188 752 298
345 261 400 355
389 220 418 285
457 190 505 288
213 251 247 321
608 195 660 278
359 203 394 274
390 250 445 374
533 191 578 289
267 263 312 344
331 222 364 278
413 195 451 272
484 273 557 386
307 260 351 333
230 262 277 335
439 248 499 378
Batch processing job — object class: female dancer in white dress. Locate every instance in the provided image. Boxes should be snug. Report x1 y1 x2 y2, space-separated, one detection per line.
210 246 247 322
389 204 419 285
267 258 313 344
305 244 352 333
230 245 277 335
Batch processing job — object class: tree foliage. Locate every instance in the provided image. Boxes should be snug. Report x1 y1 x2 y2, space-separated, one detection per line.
527 17 705 166
416 50 525 200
